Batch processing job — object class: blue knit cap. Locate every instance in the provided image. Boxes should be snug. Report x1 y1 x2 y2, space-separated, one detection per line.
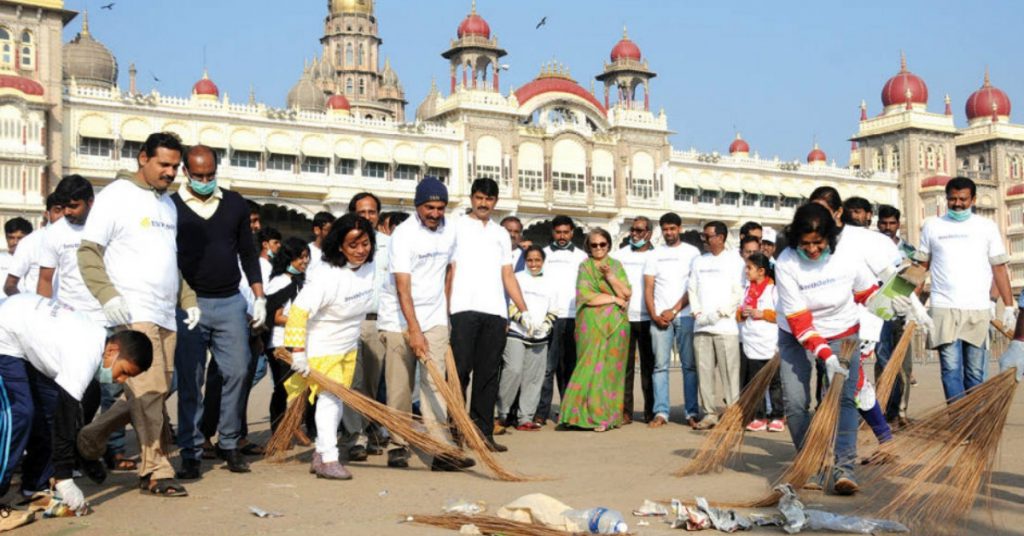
415 177 448 206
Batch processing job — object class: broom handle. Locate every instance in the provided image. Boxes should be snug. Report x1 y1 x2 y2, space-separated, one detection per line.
991 319 1015 341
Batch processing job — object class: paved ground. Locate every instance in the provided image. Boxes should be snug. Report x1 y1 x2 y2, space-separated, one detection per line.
11 359 1024 535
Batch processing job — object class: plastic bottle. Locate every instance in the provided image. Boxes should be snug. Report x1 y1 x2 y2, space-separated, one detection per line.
562 507 629 534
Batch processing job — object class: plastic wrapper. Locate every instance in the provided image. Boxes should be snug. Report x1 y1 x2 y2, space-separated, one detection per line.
668 498 751 532
776 484 908 534
443 499 487 515
632 499 669 517
249 506 283 518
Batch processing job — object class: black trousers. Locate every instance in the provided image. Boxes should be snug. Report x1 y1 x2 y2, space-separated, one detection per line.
536 318 577 421
450 311 508 439
740 353 784 420
625 321 656 422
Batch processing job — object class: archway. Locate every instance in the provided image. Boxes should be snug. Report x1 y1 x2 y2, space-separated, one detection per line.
522 218 585 249
250 201 315 241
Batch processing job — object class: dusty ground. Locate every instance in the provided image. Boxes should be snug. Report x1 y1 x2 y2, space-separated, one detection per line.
11 360 1024 535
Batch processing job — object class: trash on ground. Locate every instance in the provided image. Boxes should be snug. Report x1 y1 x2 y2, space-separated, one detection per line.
633 499 669 517
497 493 576 530
668 498 750 532
249 505 283 518
562 507 629 534
637 520 650 527
443 499 487 515
458 523 483 535
773 485 908 534
379 490 389 497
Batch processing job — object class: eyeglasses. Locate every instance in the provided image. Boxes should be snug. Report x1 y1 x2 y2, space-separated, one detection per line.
630 227 648 234
589 242 609 249
701 233 717 242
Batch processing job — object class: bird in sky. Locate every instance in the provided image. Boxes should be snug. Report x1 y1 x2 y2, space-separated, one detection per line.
100 2 115 10
535 16 547 29
150 71 160 83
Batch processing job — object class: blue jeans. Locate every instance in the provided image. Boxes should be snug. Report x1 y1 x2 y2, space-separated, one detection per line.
175 293 251 459
937 339 988 403
778 329 860 472
649 315 697 420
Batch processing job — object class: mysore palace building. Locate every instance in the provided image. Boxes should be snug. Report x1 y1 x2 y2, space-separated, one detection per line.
1 0 1024 288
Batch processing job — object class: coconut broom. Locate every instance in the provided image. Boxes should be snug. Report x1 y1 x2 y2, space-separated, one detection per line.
403 513 580 536
874 321 917 414
265 387 311 460
674 354 781 476
270 348 466 462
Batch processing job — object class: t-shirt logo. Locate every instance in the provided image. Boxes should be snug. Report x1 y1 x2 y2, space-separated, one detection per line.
141 217 151 228
140 217 175 231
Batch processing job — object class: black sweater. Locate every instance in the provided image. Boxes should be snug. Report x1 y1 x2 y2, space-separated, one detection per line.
172 189 261 298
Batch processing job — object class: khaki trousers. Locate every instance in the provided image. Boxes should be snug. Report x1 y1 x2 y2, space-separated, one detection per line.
382 326 451 453
694 332 741 417
78 322 177 480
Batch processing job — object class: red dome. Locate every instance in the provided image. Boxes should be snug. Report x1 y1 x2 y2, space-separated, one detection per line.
457 13 490 39
920 175 951 189
610 38 641 62
806 145 826 163
192 77 218 97
881 55 928 107
729 134 749 154
965 71 1011 121
514 76 606 115
0 74 43 96
1007 184 1024 197
327 94 351 110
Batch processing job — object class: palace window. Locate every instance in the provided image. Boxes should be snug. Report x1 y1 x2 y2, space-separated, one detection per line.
552 171 584 195
426 167 449 184
874 151 884 171
1010 237 1024 255
357 43 364 66
1012 266 1024 282
1009 205 1024 228
78 137 112 157
742 193 758 207
1011 156 1021 179
267 153 294 171
345 43 353 65
722 192 740 206
674 186 696 202
760 195 778 209
394 164 419 181
518 169 543 193
593 174 612 198
474 164 500 181
346 78 353 94
926 146 936 170
301 156 328 174
889 147 899 171
781 196 801 208
120 141 143 160
230 150 260 169
18 31 32 71
358 79 365 95
630 178 654 199
363 161 388 178
335 158 356 176
698 189 719 204
0 29 11 69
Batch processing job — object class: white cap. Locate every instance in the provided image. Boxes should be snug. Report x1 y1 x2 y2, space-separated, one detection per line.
762 226 777 243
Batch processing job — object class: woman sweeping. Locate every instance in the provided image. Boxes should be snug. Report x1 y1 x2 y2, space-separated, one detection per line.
282 214 376 480
775 203 879 495
559 228 631 432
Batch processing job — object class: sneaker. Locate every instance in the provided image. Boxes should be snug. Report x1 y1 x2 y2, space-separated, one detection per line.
348 445 368 462
694 415 718 430
387 447 411 468
833 468 860 496
312 458 353 480
803 473 824 491
493 419 508 436
515 422 542 431
767 419 785 433
745 419 767 432
430 455 476 472
0 504 34 531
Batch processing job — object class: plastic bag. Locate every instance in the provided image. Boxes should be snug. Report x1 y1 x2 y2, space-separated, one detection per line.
443 499 487 515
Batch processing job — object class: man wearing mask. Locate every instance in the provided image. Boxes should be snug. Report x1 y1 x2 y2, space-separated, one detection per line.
171 145 265 478
256 227 282 289
610 216 655 423
915 177 1013 403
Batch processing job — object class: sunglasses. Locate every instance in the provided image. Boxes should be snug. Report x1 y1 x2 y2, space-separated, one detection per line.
630 227 648 233
589 242 609 249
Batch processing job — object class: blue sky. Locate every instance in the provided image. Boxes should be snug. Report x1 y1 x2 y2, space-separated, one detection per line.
65 0 1023 164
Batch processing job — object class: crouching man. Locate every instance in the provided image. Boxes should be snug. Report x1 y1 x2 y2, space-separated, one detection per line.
0 294 151 529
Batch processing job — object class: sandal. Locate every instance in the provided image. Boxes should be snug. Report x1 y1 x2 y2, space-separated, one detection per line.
104 453 138 472
139 477 188 498
239 442 266 456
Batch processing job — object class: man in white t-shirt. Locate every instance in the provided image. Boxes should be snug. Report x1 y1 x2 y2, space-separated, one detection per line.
75 132 201 497
915 177 1014 403
256 227 282 289
378 178 473 472
689 221 745 429
644 212 702 428
1 217 32 283
306 211 334 276
449 178 530 450
0 294 152 519
3 194 64 296
610 215 655 424
535 215 588 425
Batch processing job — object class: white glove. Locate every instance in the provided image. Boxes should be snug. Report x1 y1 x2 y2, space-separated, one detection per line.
521 310 539 337
55 479 87 511
998 340 1024 383
859 339 876 359
184 306 202 330
1002 306 1017 331
892 294 934 333
824 355 849 379
290 351 310 377
102 296 132 327
251 297 267 328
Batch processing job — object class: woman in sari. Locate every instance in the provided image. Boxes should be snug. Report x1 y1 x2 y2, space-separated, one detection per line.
559 227 632 432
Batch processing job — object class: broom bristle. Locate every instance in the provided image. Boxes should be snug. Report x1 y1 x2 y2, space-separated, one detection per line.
272 348 466 462
420 357 532 482
861 369 1017 531
264 388 310 460
874 321 917 411
675 354 780 476
405 513 577 536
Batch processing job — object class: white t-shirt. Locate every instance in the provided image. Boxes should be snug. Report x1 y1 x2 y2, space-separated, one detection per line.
611 245 652 322
258 257 273 288
378 215 455 333
307 242 324 274
740 282 779 360
370 231 390 313
917 213 1008 310
509 270 557 338
7 227 48 294
81 179 180 330
290 262 374 357
266 273 294 349
643 241 701 316
542 245 588 318
775 246 877 338
0 251 12 282
690 250 745 335
450 214 513 318
838 225 902 278
38 218 104 324
0 294 107 400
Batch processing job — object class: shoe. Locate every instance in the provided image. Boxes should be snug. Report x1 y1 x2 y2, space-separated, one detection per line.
309 452 321 474
803 473 824 491
366 443 385 456
485 438 508 453
767 419 785 433
694 416 718 430
348 445 368 462
200 440 217 460
897 415 910 428
387 447 410 468
430 455 476 472
909 375 918 386
493 419 508 436
833 469 860 496
745 419 767 432
687 417 700 429
622 415 633 425
532 417 547 427
216 447 251 473
648 415 667 428
0 504 35 531
515 422 542 431
175 458 202 480
313 459 353 480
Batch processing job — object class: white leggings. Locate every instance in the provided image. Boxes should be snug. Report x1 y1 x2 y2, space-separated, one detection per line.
315 392 345 463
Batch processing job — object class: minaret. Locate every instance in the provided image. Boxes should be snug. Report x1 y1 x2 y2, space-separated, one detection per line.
128 63 137 95
596 26 656 111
